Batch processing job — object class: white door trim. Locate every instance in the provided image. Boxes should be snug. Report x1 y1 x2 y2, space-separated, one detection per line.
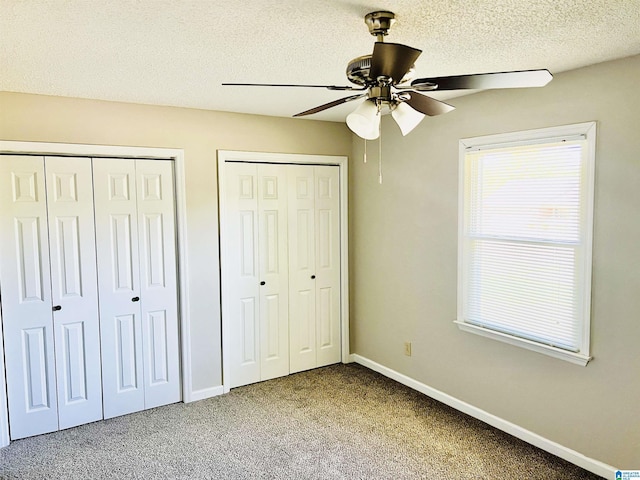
0 141 193 448
217 150 350 393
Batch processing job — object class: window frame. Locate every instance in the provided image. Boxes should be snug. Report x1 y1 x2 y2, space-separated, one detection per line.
456 122 597 366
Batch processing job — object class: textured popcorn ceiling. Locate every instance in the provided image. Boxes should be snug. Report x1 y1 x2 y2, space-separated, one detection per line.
1 0 640 121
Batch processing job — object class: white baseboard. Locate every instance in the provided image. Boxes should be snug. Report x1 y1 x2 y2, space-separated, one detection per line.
350 354 616 480
186 385 225 403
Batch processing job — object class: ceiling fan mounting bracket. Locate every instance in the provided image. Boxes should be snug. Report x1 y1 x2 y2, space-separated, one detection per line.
364 11 396 41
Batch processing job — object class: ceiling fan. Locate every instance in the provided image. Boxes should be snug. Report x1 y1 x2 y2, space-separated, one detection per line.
223 11 553 139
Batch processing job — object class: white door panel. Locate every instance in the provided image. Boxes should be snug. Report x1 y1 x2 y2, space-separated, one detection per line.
146 310 169 385
314 167 341 367
240 297 258 364
223 163 261 387
258 165 289 381
296 289 314 352
0 155 58 439
135 160 180 408
93 158 145 419
115 313 138 391
22 327 50 408
288 166 317 373
45 156 103 430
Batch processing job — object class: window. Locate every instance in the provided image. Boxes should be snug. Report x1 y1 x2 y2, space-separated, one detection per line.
457 123 596 365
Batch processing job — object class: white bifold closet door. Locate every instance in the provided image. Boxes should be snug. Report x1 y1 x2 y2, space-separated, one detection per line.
288 166 341 373
92 158 181 419
222 162 340 389
224 162 290 389
0 156 102 440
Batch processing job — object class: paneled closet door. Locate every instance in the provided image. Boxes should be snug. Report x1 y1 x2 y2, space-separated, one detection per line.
0 155 58 439
289 165 341 374
45 156 103 430
288 166 317 373
93 158 180 419
223 162 289 388
135 160 181 409
93 158 145 419
223 162 260 388
257 164 289 382
312 166 341 368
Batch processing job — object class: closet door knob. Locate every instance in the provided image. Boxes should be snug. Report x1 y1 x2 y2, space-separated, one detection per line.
311 275 316 279
132 297 140 302
260 281 266 286
52 305 62 311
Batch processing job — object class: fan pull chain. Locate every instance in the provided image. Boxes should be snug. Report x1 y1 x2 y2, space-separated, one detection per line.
363 138 367 163
378 119 383 184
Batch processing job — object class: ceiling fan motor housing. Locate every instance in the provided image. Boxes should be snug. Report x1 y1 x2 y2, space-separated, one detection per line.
346 56 372 86
346 55 415 87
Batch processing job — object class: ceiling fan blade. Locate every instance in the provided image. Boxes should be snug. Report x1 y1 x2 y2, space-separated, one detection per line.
293 93 366 117
222 83 363 91
411 69 553 90
369 42 422 85
404 92 455 116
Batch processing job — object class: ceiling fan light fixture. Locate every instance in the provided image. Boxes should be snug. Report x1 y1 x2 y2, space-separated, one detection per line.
391 101 425 136
346 100 380 140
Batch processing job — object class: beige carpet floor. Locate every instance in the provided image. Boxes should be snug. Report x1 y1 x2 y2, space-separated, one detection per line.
0 363 603 479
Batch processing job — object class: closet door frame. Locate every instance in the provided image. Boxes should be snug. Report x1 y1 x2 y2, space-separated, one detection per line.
218 150 350 393
0 141 192 450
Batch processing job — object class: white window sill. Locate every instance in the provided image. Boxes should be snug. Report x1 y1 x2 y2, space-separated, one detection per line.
454 320 592 366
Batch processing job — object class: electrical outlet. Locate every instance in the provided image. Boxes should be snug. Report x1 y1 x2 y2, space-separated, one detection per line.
404 341 412 357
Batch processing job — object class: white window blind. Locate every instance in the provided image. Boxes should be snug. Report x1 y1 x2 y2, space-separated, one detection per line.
458 124 595 364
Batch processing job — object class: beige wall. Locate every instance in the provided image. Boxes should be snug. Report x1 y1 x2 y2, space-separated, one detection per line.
349 54 640 469
0 92 352 392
